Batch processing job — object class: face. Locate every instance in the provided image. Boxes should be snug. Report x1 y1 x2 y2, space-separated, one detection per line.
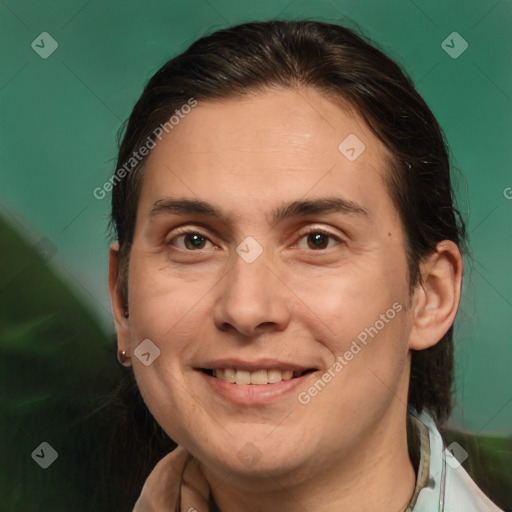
113 88 417 481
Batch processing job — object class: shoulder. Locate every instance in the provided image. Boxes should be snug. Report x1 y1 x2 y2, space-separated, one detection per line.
443 452 504 511
410 410 504 512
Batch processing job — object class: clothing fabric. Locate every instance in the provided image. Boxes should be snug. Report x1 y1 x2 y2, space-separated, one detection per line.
133 410 503 511
409 409 503 512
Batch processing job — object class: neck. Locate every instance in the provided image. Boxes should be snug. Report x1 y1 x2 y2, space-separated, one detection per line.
201 407 417 512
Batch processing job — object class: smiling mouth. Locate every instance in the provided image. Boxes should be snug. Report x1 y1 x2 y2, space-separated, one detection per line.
200 368 316 385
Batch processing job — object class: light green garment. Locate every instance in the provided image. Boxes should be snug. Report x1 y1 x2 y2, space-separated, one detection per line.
407 410 503 512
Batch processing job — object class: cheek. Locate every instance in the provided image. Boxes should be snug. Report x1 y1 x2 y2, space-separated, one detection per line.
126 249 217 343
286 252 412 421
285 255 408 349
133 363 212 447
124 254 214 418
126 274 213 443
295 294 411 438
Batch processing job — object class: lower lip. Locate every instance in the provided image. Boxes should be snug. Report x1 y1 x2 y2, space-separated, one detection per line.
198 371 315 405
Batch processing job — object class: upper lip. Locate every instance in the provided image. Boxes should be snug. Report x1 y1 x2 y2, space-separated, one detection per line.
197 358 316 372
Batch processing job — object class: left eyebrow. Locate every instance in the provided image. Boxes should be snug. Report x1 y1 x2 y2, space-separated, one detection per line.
268 197 371 225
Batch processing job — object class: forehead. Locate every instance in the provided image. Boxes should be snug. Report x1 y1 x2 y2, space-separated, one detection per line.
138 87 397 225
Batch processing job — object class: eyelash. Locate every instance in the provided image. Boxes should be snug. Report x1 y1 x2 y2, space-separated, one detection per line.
166 227 343 252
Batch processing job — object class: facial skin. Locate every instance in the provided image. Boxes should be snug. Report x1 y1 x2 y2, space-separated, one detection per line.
108 88 463 512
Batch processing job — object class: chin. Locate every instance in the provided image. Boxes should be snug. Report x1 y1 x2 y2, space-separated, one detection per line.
194 431 311 479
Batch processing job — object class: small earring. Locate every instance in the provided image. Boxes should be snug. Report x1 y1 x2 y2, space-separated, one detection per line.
124 310 129 318
118 350 129 365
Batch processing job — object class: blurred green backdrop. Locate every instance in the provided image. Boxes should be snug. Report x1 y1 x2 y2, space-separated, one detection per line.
1 0 511 509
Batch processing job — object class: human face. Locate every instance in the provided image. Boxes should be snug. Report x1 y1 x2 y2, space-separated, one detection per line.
118 88 414 479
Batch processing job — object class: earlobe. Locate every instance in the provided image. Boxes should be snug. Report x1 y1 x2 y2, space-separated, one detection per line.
108 243 132 365
117 349 131 367
409 241 463 351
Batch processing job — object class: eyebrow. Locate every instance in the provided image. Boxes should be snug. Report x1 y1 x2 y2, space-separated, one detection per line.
149 197 370 225
270 197 370 224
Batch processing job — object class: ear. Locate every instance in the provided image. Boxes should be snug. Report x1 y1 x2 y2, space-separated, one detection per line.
409 240 463 350
108 242 131 366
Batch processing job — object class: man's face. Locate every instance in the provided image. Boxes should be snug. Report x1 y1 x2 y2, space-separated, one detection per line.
122 88 415 478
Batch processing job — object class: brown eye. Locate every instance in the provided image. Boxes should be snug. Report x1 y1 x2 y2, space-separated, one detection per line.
307 232 330 250
295 230 342 251
183 233 208 249
168 232 213 250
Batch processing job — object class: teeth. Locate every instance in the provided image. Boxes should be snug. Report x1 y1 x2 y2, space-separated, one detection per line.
250 369 268 385
223 368 236 383
268 369 282 383
236 370 251 385
212 368 302 385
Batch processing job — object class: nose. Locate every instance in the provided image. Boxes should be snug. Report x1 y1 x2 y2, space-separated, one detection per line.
212 248 292 338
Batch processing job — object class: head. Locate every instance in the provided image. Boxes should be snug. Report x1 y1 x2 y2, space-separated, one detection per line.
108 20 464 478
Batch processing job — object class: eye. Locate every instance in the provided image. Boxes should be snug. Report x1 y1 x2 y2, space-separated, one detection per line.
168 231 214 250
296 230 342 250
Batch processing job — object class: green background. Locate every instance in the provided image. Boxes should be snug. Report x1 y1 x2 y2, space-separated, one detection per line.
1 0 511 508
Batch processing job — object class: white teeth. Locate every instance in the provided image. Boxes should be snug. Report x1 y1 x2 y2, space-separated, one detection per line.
235 370 251 385
267 369 282 383
223 368 236 383
212 368 303 385
250 369 268 385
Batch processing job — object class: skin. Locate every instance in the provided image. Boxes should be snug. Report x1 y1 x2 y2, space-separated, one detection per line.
108 87 463 512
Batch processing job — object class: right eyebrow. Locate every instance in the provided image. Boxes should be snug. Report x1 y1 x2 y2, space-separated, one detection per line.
149 198 227 221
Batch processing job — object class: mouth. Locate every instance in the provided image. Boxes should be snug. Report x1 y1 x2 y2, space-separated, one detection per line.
199 367 317 385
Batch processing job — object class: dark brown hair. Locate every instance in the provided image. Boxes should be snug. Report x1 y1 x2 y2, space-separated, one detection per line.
111 20 466 422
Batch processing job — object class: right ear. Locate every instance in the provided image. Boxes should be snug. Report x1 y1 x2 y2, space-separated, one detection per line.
108 243 131 364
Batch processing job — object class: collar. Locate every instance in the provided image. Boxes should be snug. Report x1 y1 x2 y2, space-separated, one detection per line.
405 411 432 511
134 410 486 512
